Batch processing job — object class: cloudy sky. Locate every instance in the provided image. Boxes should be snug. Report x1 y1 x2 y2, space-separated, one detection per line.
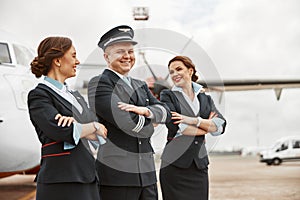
1 0 300 150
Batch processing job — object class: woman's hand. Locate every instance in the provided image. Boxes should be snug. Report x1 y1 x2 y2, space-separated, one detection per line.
172 111 218 125
171 111 220 136
80 122 107 141
55 114 75 127
171 112 198 125
181 126 208 136
208 111 218 119
118 102 150 117
94 122 108 139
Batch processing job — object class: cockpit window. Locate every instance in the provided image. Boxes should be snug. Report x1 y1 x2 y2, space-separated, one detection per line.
13 44 34 67
0 42 12 64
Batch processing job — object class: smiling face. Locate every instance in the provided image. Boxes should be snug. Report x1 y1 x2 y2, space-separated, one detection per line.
104 42 135 75
58 45 80 79
169 60 194 88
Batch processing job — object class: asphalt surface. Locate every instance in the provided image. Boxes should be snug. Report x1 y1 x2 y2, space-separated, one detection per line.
1 155 299 200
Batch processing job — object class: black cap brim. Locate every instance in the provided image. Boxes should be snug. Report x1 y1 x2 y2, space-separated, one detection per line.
102 39 138 50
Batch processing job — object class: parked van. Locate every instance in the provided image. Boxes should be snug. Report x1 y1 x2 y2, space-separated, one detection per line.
260 136 300 165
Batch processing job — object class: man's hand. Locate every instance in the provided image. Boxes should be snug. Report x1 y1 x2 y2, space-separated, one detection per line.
118 102 150 117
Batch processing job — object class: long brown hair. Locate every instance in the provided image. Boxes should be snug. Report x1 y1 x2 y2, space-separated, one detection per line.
30 37 72 78
168 56 198 82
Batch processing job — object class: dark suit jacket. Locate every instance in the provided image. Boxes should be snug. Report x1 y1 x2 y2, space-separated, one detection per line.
27 83 97 183
88 69 171 187
160 89 226 169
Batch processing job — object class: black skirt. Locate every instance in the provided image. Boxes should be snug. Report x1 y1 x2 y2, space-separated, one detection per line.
36 181 100 200
159 161 208 200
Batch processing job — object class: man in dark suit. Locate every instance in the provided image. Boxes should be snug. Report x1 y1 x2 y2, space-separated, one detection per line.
88 25 171 200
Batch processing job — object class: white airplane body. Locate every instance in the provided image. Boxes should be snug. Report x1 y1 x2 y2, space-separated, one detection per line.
0 30 40 177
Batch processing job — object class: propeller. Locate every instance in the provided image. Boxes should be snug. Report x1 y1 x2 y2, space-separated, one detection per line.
139 52 171 97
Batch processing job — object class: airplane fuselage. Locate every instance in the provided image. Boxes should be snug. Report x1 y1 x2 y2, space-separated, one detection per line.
0 32 40 177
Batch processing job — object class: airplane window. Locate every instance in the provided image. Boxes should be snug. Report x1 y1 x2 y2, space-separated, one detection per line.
0 43 12 64
292 140 300 149
12 44 34 67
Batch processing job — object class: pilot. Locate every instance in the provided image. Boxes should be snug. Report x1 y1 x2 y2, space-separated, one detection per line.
28 36 107 200
88 25 171 200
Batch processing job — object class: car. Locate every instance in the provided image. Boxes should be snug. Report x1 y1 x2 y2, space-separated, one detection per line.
260 136 300 165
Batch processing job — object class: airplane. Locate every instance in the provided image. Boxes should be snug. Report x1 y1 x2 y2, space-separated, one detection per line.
0 30 40 178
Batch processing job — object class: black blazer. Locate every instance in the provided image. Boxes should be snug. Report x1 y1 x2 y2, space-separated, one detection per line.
160 89 226 169
27 83 97 183
88 69 171 187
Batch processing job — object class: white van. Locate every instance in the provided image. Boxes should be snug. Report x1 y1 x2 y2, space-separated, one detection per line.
260 136 300 165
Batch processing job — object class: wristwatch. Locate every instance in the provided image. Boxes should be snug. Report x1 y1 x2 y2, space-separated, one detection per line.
196 117 202 127
93 121 100 132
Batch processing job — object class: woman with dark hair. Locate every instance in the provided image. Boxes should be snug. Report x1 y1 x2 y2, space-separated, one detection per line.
28 36 107 200
159 56 226 200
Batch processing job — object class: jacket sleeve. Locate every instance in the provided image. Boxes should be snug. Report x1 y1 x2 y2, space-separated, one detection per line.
159 89 179 138
143 83 171 124
27 88 75 144
208 95 227 134
88 75 154 136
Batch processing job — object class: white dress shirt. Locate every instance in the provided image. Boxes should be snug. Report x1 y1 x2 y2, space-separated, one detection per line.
172 82 224 137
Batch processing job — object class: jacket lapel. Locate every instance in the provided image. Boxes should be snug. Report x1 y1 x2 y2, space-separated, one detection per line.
172 91 196 117
37 84 79 115
70 90 94 121
130 79 146 105
103 69 138 103
38 84 72 110
197 93 209 118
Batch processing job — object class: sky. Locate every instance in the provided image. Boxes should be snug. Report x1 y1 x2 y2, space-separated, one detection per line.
1 0 300 151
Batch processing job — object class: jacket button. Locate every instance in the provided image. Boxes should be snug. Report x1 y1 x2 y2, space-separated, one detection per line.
139 141 142 145
194 141 199 145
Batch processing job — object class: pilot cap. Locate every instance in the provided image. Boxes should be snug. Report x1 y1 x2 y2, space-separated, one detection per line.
98 25 138 51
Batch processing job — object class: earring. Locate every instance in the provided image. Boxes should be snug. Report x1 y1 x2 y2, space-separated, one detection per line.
57 63 61 67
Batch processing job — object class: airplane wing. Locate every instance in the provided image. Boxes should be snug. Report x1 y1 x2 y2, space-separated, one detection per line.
198 79 300 100
77 62 300 101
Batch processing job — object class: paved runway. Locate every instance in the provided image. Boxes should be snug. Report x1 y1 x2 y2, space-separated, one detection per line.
0 174 35 200
1 155 299 200
209 155 300 200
